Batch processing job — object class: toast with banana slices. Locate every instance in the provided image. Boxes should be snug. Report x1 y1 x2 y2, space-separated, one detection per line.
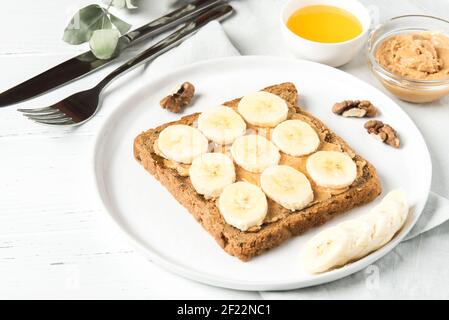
134 82 381 261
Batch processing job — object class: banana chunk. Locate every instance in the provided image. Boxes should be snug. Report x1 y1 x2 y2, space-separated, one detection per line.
300 226 352 274
339 219 373 260
231 134 281 173
272 119 320 156
301 190 409 273
362 189 409 254
189 153 236 199
260 165 314 211
237 91 288 127
380 189 409 226
362 213 396 254
197 106 246 145
218 181 268 231
157 124 209 164
306 151 357 188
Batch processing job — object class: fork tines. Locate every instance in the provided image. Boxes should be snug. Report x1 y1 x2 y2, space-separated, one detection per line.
17 107 75 125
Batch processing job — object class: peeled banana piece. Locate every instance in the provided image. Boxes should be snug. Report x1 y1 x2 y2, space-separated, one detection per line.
218 181 268 231
189 152 236 199
157 124 209 164
300 226 352 274
237 91 289 127
272 119 320 156
301 190 409 273
260 165 314 211
197 106 246 145
231 134 280 173
306 151 357 189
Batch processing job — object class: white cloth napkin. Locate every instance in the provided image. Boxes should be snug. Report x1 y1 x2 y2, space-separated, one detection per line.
405 192 449 241
141 20 449 298
148 20 240 73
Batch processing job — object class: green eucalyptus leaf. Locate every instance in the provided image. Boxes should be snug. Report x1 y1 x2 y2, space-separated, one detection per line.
63 5 112 45
89 29 121 60
95 12 113 32
109 13 131 35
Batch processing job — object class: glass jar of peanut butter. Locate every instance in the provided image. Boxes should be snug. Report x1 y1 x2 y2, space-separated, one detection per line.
368 15 449 103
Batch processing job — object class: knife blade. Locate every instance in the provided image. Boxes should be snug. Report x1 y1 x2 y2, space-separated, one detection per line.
0 0 227 107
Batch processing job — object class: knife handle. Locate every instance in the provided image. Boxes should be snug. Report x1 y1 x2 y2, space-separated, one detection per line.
124 0 227 44
97 4 233 89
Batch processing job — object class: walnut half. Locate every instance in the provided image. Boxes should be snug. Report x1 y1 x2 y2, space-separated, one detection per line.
332 100 378 118
160 82 195 113
364 120 400 148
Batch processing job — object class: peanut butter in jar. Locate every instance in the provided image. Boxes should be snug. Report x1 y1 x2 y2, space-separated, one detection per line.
372 31 449 103
376 32 449 80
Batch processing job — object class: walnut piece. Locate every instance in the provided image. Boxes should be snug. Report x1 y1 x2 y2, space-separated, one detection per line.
364 120 400 148
160 82 195 113
332 100 378 118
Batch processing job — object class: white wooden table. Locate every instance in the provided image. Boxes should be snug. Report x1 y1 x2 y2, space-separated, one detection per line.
1 0 448 299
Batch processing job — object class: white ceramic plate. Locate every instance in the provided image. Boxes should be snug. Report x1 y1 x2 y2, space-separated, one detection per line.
93 56 431 291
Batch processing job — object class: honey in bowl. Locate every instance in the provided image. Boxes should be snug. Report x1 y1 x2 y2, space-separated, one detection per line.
287 5 363 43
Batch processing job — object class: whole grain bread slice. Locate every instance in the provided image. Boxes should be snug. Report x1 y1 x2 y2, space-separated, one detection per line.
134 82 381 261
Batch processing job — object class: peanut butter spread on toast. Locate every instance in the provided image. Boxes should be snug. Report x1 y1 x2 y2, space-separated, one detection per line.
154 99 367 232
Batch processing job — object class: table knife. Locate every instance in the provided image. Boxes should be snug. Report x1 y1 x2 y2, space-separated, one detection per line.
0 0 227 108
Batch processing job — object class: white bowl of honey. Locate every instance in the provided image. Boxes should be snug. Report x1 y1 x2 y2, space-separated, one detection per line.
280 0 371 67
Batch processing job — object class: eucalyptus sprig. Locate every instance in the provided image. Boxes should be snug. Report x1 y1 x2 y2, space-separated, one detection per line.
63 2 136 60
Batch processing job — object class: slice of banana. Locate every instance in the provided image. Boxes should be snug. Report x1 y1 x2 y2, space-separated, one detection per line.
362 213 396 254
363 190 409 253
260 165 314 211
338 219 373 260
218 181 268 231
306 151 357 188
271 119 320 156
157 124 209 164
380 189 409 227
300 226 352 274
197 106 247 145
231 134 280 173
301 190 410 273
189 153 236 199
237 91 289 127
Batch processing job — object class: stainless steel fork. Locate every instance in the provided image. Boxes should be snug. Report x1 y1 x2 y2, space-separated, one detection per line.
18 4 233 126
